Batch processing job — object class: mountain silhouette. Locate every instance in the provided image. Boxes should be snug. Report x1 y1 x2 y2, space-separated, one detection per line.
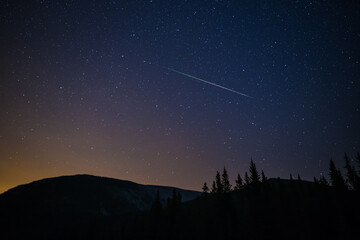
0 174 199 239
0 174 199 215
1 176 359 240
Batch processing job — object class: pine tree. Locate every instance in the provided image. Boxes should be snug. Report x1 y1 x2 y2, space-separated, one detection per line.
336 168 346 189
215 171 223 194
234 174 243 190
148 191 163 237
244 172 250 185
297 174 301 181
319 175 329 186
290 174 293 180
167 189 182 207
329 159 346 189
261 170 267 183
211 180 217 194
176 191 182 203
249 159 260 184
344 153 359 190
202 182 209 195
313 177 319 184
221 167 231 192
166 189 182 223
356 152 360 190
329 159 337 185
151 191 162 215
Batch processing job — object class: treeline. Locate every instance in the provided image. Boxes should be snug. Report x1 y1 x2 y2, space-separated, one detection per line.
312 153 360 191
201 158 266 195
141 153 360 239
202 152 360 195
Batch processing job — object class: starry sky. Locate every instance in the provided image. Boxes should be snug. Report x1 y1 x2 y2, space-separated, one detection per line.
1 0 359 193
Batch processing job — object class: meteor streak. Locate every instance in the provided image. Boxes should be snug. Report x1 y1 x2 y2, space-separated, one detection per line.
167 68 253 98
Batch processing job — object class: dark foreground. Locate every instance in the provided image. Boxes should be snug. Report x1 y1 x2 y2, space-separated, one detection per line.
0 176 359 240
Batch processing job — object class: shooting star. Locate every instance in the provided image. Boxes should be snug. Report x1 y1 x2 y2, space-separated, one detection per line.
167 68 253 99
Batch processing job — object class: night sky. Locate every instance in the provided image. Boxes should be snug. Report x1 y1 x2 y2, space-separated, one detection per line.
1 0 359 193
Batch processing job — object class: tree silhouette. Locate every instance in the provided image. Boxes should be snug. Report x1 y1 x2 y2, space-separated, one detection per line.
261 170 267 183
244 172 250 185
313 177 319 184
329 159 338 185
147 191 163 239
202 182 209 195
297 174 301 181
319 175 329 186
151 191 162 214
165 189 182 236
215 171 223 194
249 159 260 184
290 174 293 180
211 180 217 194
234 174 243 190
166 189 182 214
167 189 182 208
221 167 231 192
344 153 360 191
329 159 346 189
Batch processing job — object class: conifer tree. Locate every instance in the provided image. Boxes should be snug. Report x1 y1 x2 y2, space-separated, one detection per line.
313 177 319 184
329 159 337 185
337 169 346 189
234 174 243 190
297 174 301 181
357 152 360 188
215 171 223 194
329 159 346 189
202 182 209 195
211 180 217 194
167 189 182 207
176 191 182 203
151 191 162 215
221 167 231 192
290 174 293 180
166 189 182 222
148 191 163 236
261 170 267 183
244 172 250 185
319 175 329 186
344 153 359 190
249 159 260 184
